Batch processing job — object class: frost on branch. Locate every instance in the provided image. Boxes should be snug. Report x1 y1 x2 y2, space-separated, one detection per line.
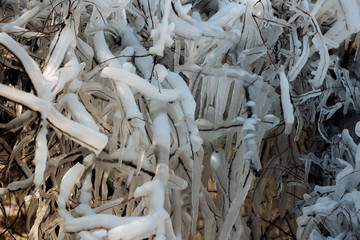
1 0 360 239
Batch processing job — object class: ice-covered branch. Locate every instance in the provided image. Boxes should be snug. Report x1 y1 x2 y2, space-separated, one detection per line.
279 68 294 134
149 0 174 56
101 67 185 102
63 164 176 240
0 33 52 99
0 84 108 154
93 30 144 122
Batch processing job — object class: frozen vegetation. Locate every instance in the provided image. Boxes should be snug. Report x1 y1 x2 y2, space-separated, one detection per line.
0 0 360 239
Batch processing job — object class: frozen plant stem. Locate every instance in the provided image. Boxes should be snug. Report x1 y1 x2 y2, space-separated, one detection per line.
33 120 48 188
4 0 360 239
279 68 294 135
149 0 174 56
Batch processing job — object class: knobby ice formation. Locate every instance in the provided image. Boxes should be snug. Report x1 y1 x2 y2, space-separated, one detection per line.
0 0 360 239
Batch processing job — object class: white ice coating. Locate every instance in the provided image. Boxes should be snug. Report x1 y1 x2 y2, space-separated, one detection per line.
169 11 202 40
279 68 294 135
93 30 143 121
74 204 95 217
120 27 153 79
154 64 168 82
56 93 99 131
33 121 48 187
355 122 360 170
340 0 360 33
3 0 347 238
149 0 174 56
165 72 202 152
47 108 107 155
288 36 309 82
356 122 360 138
310 33 329 88
0 4 47 37
43 25 76 83
65 164 174 240
51 56 85 96
65 214 148 231
76 37 94 62
165 72 196 118
108 215 159 240
0 85 108 154
0 84 52 115
78 230 105 240
59 163 85 209
0 30 105 190
207 3 245 27
116 46 135 65
79 175 93 205
101 67 185 102
150 100 171 153
0 33 51 99
210 149 228 194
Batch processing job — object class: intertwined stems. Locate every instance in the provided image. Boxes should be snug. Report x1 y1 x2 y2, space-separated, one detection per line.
0 32 108 189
